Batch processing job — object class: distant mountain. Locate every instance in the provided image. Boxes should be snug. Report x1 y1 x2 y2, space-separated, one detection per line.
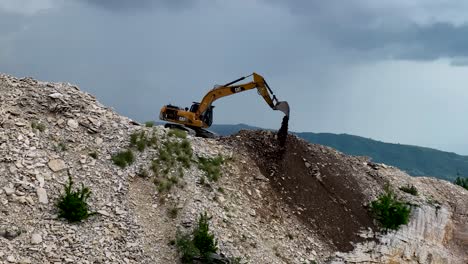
209 124 468 181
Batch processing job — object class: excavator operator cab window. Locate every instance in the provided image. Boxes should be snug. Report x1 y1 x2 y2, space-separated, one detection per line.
189 102 200 113
203 106 214 126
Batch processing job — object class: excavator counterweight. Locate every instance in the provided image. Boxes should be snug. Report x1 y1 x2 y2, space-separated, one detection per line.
159 72 289 138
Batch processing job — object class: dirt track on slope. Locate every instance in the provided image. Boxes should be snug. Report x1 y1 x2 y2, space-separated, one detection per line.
221 130 376 252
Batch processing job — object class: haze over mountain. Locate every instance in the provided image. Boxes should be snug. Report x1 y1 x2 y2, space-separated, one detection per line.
208 123 468 182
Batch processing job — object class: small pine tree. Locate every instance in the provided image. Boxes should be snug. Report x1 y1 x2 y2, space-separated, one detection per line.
370 186 411 230
175 212 218 262
193 212 218 259
56 176 95 223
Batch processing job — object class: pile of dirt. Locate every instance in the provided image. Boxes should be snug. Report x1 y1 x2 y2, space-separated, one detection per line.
221 130 377 252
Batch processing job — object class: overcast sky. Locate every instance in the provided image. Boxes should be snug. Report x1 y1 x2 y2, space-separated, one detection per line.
1 0 468 154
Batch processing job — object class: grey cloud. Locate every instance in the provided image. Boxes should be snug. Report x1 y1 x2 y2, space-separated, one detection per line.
77 0 196 11
0 12 26 36
325 22 468 61
268 0 468 63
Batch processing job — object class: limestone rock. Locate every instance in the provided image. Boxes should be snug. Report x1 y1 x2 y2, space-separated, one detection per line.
31 233 42 244
36 188 48 204
3 187 15 196
67 119 79 129
47 159 67 172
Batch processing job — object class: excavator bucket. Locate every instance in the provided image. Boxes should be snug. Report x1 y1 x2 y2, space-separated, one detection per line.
273 101 290 116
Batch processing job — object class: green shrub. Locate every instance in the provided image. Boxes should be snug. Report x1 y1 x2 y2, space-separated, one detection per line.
193 212 218 259
56 176 95 223
168 206 179 219
370 187 411 230
145 121 155 127
152 137 194 193
159 149 171 162
151 159 160 174
130 131 147 151
176 212 218 262
399 184 418 196
198 155 224 181
157 179 173 192
176 231 199 263
454 176 468 190
137 168 149 178
168 128 187 139
31 121 46 132
111 149 134 168
55 142 67 152
129 130 158 152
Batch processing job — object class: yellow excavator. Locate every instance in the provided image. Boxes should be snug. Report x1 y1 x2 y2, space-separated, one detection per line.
159 72 289 138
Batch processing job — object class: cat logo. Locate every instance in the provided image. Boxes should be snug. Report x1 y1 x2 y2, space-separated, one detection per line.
234 87 242 93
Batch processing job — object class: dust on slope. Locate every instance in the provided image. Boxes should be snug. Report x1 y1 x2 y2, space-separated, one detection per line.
221 130 377 252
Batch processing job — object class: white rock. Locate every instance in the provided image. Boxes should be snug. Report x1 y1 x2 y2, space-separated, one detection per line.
47 159 67 172
3 187 15 196
48 92 63 99
31 233 43 244
95 137 103 145
67 119 79 129
115 208 125 215
19 258 32 264
36 188 48 204
97 210 110 216
36 175 45 188
7 255 15 262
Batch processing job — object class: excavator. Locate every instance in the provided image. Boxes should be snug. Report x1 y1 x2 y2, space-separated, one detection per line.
159 72 290 138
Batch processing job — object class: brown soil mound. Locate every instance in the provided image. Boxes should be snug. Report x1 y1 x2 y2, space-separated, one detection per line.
221 130 376 252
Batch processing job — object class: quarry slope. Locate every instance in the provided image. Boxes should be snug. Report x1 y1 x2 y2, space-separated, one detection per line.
0 73 466 264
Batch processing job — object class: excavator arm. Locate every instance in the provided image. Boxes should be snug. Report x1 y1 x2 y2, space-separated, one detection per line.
195 72 288 117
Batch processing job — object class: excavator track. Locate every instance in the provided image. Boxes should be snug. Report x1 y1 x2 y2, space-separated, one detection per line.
163 123 218 139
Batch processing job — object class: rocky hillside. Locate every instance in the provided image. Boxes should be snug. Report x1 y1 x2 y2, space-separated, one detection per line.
0 73 467 264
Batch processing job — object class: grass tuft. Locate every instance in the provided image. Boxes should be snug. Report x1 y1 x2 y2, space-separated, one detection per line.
399 184 418 196
168 128 187 139
31 121 46 132
145 121 155 127
111 149 134 168
198 155 224 181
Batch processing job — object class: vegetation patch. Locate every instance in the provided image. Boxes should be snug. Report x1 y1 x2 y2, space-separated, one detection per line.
54 142 68 152
370 186 411 231
176 212 218 263
399 184 418 196
198 155 224 181
145 121 155 127
167 206 179 219
151 137 193 193
56 176 95 223
31 121 46 132
130 130 158 152
454 176 468 190
168 128 187 139
111 149 135 168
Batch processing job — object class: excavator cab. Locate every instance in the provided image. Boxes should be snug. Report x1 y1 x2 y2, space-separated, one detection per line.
189 102 214 127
